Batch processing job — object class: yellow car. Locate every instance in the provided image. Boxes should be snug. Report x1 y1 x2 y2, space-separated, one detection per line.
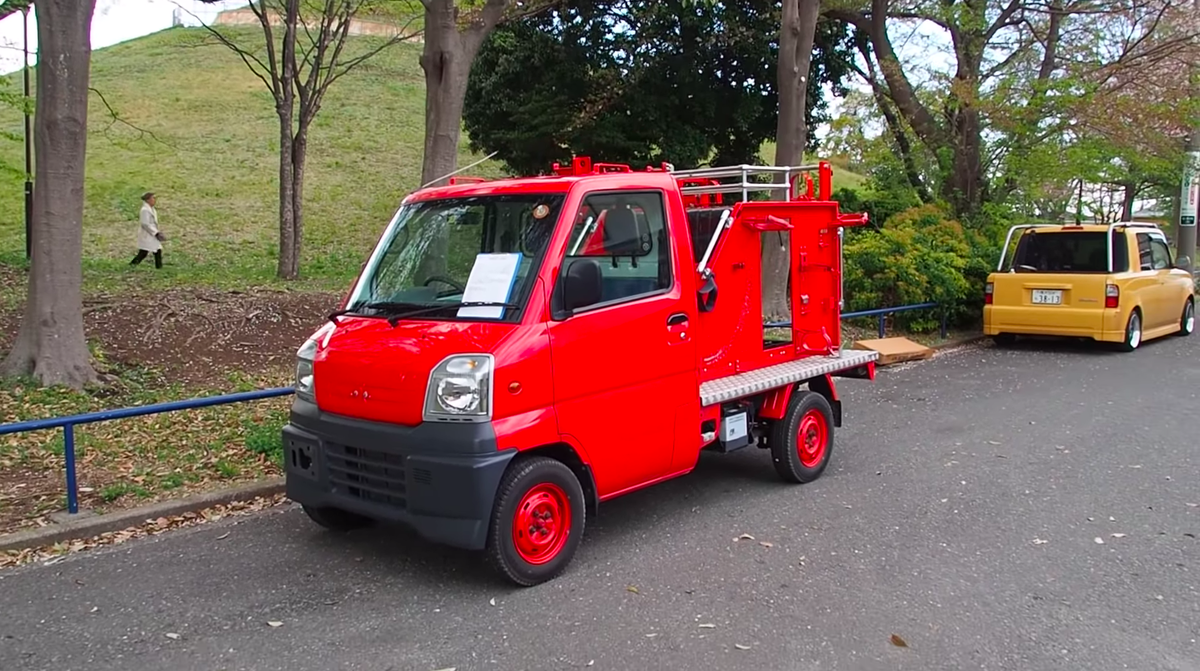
984 222 1195 351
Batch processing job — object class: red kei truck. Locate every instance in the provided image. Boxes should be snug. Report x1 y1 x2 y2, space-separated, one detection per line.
282 157 878 586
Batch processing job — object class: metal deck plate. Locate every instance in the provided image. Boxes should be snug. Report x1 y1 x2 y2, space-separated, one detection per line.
699 350 879 406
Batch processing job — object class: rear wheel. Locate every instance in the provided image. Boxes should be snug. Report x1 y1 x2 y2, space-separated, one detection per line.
1179 299 1195 337
486 456 585 587
770 391 835 483
1120 309 1142 352
302 504 373 532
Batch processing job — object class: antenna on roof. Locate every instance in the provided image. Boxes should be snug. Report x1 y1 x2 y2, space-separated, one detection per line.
419 151 499 190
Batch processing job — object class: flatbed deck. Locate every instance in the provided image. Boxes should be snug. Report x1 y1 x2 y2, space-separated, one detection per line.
699 350 878 406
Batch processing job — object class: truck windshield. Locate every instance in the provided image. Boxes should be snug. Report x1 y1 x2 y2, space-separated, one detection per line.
346 194 566 321
1011 231 1129 273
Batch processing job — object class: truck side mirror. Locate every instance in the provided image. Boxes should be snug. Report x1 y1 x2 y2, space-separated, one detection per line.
562 258 603 314
1175 256 1191 270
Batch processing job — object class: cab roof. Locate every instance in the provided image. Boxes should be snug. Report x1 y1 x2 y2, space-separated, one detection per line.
404 156 683 204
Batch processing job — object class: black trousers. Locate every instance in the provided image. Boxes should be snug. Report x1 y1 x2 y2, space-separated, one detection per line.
131 249 163 268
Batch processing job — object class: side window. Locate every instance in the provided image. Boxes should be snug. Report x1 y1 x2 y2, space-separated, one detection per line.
1149 237 1172 270
558 191 672 313
1136 233 1153 271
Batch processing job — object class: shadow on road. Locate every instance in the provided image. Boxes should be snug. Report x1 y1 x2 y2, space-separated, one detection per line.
992 334 1177 356
303 446 807 590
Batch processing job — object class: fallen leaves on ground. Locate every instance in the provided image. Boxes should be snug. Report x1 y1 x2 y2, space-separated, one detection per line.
0 494 287 569
890 634 909 648
0 363 293 535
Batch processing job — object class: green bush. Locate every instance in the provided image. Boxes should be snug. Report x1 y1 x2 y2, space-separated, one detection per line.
843 204 995 332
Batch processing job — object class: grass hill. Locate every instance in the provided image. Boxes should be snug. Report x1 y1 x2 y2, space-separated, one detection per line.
0 25 868 297
0 26 502 294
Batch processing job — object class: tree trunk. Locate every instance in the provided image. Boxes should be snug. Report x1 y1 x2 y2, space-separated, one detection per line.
275 0 300 280
764 0 819 321
1120 182 1136 222
943 106 984 218
1 0 99 389
276 108 298 280
420 38 475 186
288 127 308 280
419 0 502 187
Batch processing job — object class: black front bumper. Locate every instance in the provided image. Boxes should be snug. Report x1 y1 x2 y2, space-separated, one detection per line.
282 398 515 550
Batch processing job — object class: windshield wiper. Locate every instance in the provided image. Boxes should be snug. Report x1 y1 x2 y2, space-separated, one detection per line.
327 301 438 325
383 301 519 326
327 300 519 327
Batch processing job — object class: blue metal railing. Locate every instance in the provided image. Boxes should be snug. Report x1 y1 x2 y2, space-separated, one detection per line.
0 387 294 516
766 301 946 339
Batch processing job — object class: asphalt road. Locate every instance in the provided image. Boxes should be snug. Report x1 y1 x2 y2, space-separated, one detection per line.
2 335 1199 671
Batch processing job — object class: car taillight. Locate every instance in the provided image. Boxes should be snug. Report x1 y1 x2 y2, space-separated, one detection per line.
984 282 994 305
1105 284 1119 309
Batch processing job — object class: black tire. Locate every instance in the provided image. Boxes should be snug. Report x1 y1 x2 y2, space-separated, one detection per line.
302 504 373 532
992 333 1017 347
486 456 585 587
1119 309 1142 352
769 390 835 484
1179 298 1195 337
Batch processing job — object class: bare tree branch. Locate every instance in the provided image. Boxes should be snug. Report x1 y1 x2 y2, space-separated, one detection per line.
88 87 174 147
175 3 280 100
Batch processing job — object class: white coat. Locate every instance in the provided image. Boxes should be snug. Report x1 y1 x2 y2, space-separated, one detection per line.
137 202 162 252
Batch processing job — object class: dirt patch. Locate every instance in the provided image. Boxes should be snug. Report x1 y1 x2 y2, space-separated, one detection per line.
0 467 64 530
82 287 341 386
0 282 341 387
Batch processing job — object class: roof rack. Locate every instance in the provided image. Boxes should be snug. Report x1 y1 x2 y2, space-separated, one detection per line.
670 162 832 202
998 220 1165 273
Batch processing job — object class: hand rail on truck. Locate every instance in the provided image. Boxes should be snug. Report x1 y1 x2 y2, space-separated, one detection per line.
0 387 295 516
671 162 830 203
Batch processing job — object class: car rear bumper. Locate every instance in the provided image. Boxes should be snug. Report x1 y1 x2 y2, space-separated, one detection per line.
282 398 515 550
984 305 1112 340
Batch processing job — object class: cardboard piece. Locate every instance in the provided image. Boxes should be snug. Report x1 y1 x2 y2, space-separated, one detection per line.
852 337 935 366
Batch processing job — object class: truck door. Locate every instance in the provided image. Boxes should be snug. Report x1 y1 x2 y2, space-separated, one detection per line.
547 189 698 497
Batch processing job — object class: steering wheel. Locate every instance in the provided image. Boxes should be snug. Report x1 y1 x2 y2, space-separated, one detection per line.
423 275 466 296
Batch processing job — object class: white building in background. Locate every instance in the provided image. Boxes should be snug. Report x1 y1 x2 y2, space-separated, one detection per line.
0 0 249 74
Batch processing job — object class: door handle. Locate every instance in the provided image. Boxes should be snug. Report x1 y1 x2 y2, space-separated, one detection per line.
667 312 689 326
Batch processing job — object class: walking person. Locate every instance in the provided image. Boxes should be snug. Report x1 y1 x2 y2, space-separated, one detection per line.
130 191 166 269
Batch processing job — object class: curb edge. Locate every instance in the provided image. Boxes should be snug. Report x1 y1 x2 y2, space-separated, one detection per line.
0 478 285 553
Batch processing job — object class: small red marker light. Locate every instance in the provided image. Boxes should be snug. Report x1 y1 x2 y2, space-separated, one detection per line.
508 382 522 394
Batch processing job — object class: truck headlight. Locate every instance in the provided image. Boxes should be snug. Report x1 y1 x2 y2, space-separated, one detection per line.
295 338 317 402
424 354 493 421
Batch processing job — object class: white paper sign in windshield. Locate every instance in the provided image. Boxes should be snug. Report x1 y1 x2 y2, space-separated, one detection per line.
458 252 523 319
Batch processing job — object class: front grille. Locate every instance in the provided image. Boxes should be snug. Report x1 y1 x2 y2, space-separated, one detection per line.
325 442 407 509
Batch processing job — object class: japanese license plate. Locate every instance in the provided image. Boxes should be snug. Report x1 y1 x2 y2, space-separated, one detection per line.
1031 289 1063 305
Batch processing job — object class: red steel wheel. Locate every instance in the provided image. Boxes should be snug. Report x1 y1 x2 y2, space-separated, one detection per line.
487 455 585 586
770 389 835 484
796 409 829 469
511 483 572 565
